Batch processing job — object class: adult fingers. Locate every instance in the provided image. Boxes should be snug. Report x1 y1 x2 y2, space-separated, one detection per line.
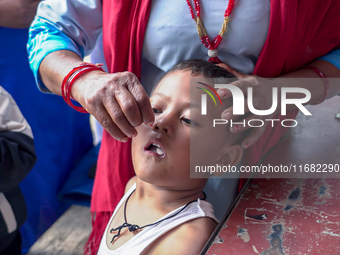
217 78 250 100
125 73 154 125
84 77 138 140
80 71 154 141
240 124 267 149
92 103 130 142
220 105 269 150
114 88 143 128
217 63 248 79
105 72 153 139
115 72 154 126
220 101 250 121
229 113 257 134
104 93 138 139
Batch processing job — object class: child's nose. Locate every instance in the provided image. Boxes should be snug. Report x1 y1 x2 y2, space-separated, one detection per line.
152 114 174 134
152 123 168 133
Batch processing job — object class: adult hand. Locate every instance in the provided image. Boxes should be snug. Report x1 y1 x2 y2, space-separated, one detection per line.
0 0 41 28
71 70 155 142
217 63 281 150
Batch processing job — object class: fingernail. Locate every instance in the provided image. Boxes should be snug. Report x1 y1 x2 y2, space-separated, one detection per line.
243 142 250 149
234 126 240 132
222 111 232 120
146 121 154 126
131 130 137 138
217 89 226 98
121 137 129 143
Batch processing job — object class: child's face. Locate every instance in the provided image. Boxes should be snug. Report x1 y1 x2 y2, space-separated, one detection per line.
131 70 238 189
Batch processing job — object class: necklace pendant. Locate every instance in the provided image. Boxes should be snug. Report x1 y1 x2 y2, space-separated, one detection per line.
207 49 218 58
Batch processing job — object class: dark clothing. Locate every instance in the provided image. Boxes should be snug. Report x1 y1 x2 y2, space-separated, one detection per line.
0 86 36 252
0 231 22 255
0 132 36 192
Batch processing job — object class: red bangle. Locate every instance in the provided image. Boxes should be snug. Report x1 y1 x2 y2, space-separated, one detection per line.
304 65 330 105
62 63 104 113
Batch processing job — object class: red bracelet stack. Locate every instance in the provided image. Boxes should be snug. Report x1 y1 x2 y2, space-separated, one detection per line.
304 65 330 105
62 63 104 113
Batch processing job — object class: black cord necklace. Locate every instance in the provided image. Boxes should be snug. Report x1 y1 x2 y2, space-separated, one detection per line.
109 189 206 244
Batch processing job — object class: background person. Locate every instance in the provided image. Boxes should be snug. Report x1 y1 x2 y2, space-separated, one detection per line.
0 0 94 251
0 86 36 255
28 0 340 253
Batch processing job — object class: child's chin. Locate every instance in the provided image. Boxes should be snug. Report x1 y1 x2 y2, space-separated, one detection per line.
137 173 164 185
136 166 163 179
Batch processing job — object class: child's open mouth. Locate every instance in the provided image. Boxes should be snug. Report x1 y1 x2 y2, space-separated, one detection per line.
145 142 165 157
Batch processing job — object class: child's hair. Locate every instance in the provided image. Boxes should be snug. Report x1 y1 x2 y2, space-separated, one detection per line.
166 59 235 79
152 59 235 94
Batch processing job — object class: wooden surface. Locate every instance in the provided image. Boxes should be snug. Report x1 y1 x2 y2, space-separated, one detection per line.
27 205 92 255
206 96 340 254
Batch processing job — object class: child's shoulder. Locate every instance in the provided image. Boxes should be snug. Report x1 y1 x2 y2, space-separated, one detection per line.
142 216 217 255
124 176 137 193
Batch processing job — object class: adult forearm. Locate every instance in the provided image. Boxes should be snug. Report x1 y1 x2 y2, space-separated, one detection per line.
39 50 84 96
281 60 340 105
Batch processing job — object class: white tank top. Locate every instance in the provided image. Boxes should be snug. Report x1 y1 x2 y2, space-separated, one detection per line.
97 183 218 255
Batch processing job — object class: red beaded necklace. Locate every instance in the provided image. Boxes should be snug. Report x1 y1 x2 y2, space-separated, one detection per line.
186 0 235 63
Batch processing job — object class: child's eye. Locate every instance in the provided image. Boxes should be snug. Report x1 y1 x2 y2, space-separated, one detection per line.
181 117 197 126
152 108 162 114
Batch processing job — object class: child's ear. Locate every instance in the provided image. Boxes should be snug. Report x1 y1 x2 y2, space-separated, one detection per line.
213 144 243 176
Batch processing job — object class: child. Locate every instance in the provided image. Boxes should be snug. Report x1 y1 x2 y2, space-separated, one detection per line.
97 59 243 255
